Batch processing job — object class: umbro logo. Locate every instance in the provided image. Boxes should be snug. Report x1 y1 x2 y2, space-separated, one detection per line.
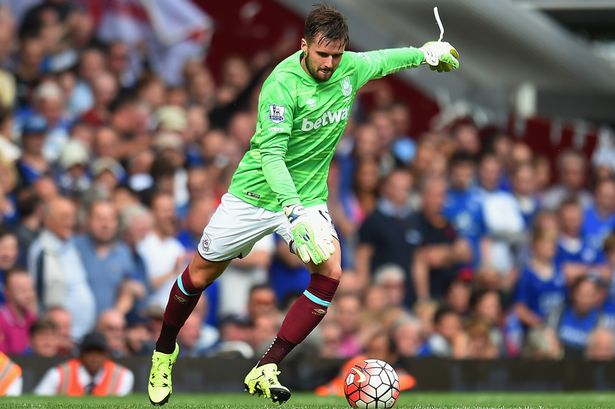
306 98 316 108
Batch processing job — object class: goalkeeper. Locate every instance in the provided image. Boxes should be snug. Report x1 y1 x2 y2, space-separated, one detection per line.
148 3 459 406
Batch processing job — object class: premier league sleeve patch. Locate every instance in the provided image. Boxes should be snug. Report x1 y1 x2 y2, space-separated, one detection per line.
269 104 285 123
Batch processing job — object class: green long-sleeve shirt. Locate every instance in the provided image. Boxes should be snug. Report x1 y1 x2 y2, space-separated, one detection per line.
228 47 425 212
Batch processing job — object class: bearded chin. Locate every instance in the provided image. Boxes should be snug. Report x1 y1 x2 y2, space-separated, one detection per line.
305 55 325 82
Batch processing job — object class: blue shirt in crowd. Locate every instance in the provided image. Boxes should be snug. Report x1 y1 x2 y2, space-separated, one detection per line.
74 235 136 317
582 205 615 263
444 187 485 267
514 264 566 320
557 307 601 355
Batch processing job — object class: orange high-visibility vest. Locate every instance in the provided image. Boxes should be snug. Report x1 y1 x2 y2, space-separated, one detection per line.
56 359 128 396
0 352 22 396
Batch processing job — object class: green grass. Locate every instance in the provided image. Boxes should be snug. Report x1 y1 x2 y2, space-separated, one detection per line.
2 392 615 409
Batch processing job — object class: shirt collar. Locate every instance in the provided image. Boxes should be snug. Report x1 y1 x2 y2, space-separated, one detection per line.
377 198 411 218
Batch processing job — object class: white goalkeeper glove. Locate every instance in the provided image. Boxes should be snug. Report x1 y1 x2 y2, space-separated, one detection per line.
420 41 460 72
285 204 335 265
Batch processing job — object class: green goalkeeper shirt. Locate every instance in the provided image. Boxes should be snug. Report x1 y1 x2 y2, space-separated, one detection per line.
228 47 425 212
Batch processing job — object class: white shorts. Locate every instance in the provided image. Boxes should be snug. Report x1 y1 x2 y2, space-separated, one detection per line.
198 193 338 262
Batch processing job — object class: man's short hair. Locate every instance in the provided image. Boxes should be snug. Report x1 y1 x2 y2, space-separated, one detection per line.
449 151 476 169
29 318 58 337
304 4 349 47
3 267 28 286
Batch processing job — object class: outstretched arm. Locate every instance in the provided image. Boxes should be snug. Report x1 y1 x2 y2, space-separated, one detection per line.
350 42 459 88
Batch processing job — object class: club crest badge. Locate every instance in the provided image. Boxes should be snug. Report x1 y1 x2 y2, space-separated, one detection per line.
306 98 317 108
269 104 285 123
341 76 352 97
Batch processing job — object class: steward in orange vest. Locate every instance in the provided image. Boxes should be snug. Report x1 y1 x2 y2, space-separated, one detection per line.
34 331 134 396
0 352 22 396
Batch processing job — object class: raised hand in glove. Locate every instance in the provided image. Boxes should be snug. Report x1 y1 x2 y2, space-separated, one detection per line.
420 41 460 72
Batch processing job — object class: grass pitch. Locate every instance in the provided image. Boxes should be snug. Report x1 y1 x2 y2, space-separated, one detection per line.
2 392 614 409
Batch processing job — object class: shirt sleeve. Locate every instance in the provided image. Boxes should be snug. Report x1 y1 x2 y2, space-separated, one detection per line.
513 270 531 306
348 48 425 88
34 368 60 395
255 78 301 208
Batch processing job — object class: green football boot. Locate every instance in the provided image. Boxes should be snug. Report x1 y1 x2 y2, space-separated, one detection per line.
148 343 179 405
244 363 291 404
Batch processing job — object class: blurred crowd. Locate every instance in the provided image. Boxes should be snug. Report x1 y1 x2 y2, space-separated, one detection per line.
0 0 614 369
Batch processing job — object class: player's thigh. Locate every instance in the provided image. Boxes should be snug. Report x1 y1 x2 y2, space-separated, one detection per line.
306 238 342 280
198 193 279 262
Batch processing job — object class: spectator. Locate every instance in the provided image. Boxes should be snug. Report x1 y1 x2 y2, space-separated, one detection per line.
444 151 484 268
0 351 22 396
177 313 207 357
445 278 472 317
44 306 73 356
513 228 566 329
582 178 615 263
478 153 524 277
28 196 96 340
331 293 363 358
602 233 615 300
420 306 463 358
455 318 499 359
30 81 71 161
373 264 406 308
356 169 415 292
96 310 127 359
548 275 603 358
26 318 59 357
557 199 593 278
80 72 119 127
14 190 43 266
0 228 19 303
412 176 472 302
542 149 592 210
585 327 615 361
0 268 37 354
268 234 311 305
511 162 540 228
34 331 134 396
246 284 279 323
138 192 186 308
215 314 254 358
470 289 505 355
117 205 152 319
391 316 423 358
74 200 143 317
16 115 49 187
218 236 275 318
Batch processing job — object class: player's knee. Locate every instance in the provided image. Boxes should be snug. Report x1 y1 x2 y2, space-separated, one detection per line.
188 256 222 288
319 265 342 281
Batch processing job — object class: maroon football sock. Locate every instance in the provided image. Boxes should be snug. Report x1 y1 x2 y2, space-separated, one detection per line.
155 266 203 354
258 274 339 366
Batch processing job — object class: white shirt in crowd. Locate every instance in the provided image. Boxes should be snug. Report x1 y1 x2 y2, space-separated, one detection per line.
138 232 186 308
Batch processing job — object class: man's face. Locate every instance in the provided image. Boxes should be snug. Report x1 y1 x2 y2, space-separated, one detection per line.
301 34 345 82
88 202 118 244
6 273 35 310
81 350 107 375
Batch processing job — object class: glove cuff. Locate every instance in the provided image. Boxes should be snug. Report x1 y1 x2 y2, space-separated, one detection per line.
284 204 305 223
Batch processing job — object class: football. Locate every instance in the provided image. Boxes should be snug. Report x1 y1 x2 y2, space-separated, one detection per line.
343 358 400 408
